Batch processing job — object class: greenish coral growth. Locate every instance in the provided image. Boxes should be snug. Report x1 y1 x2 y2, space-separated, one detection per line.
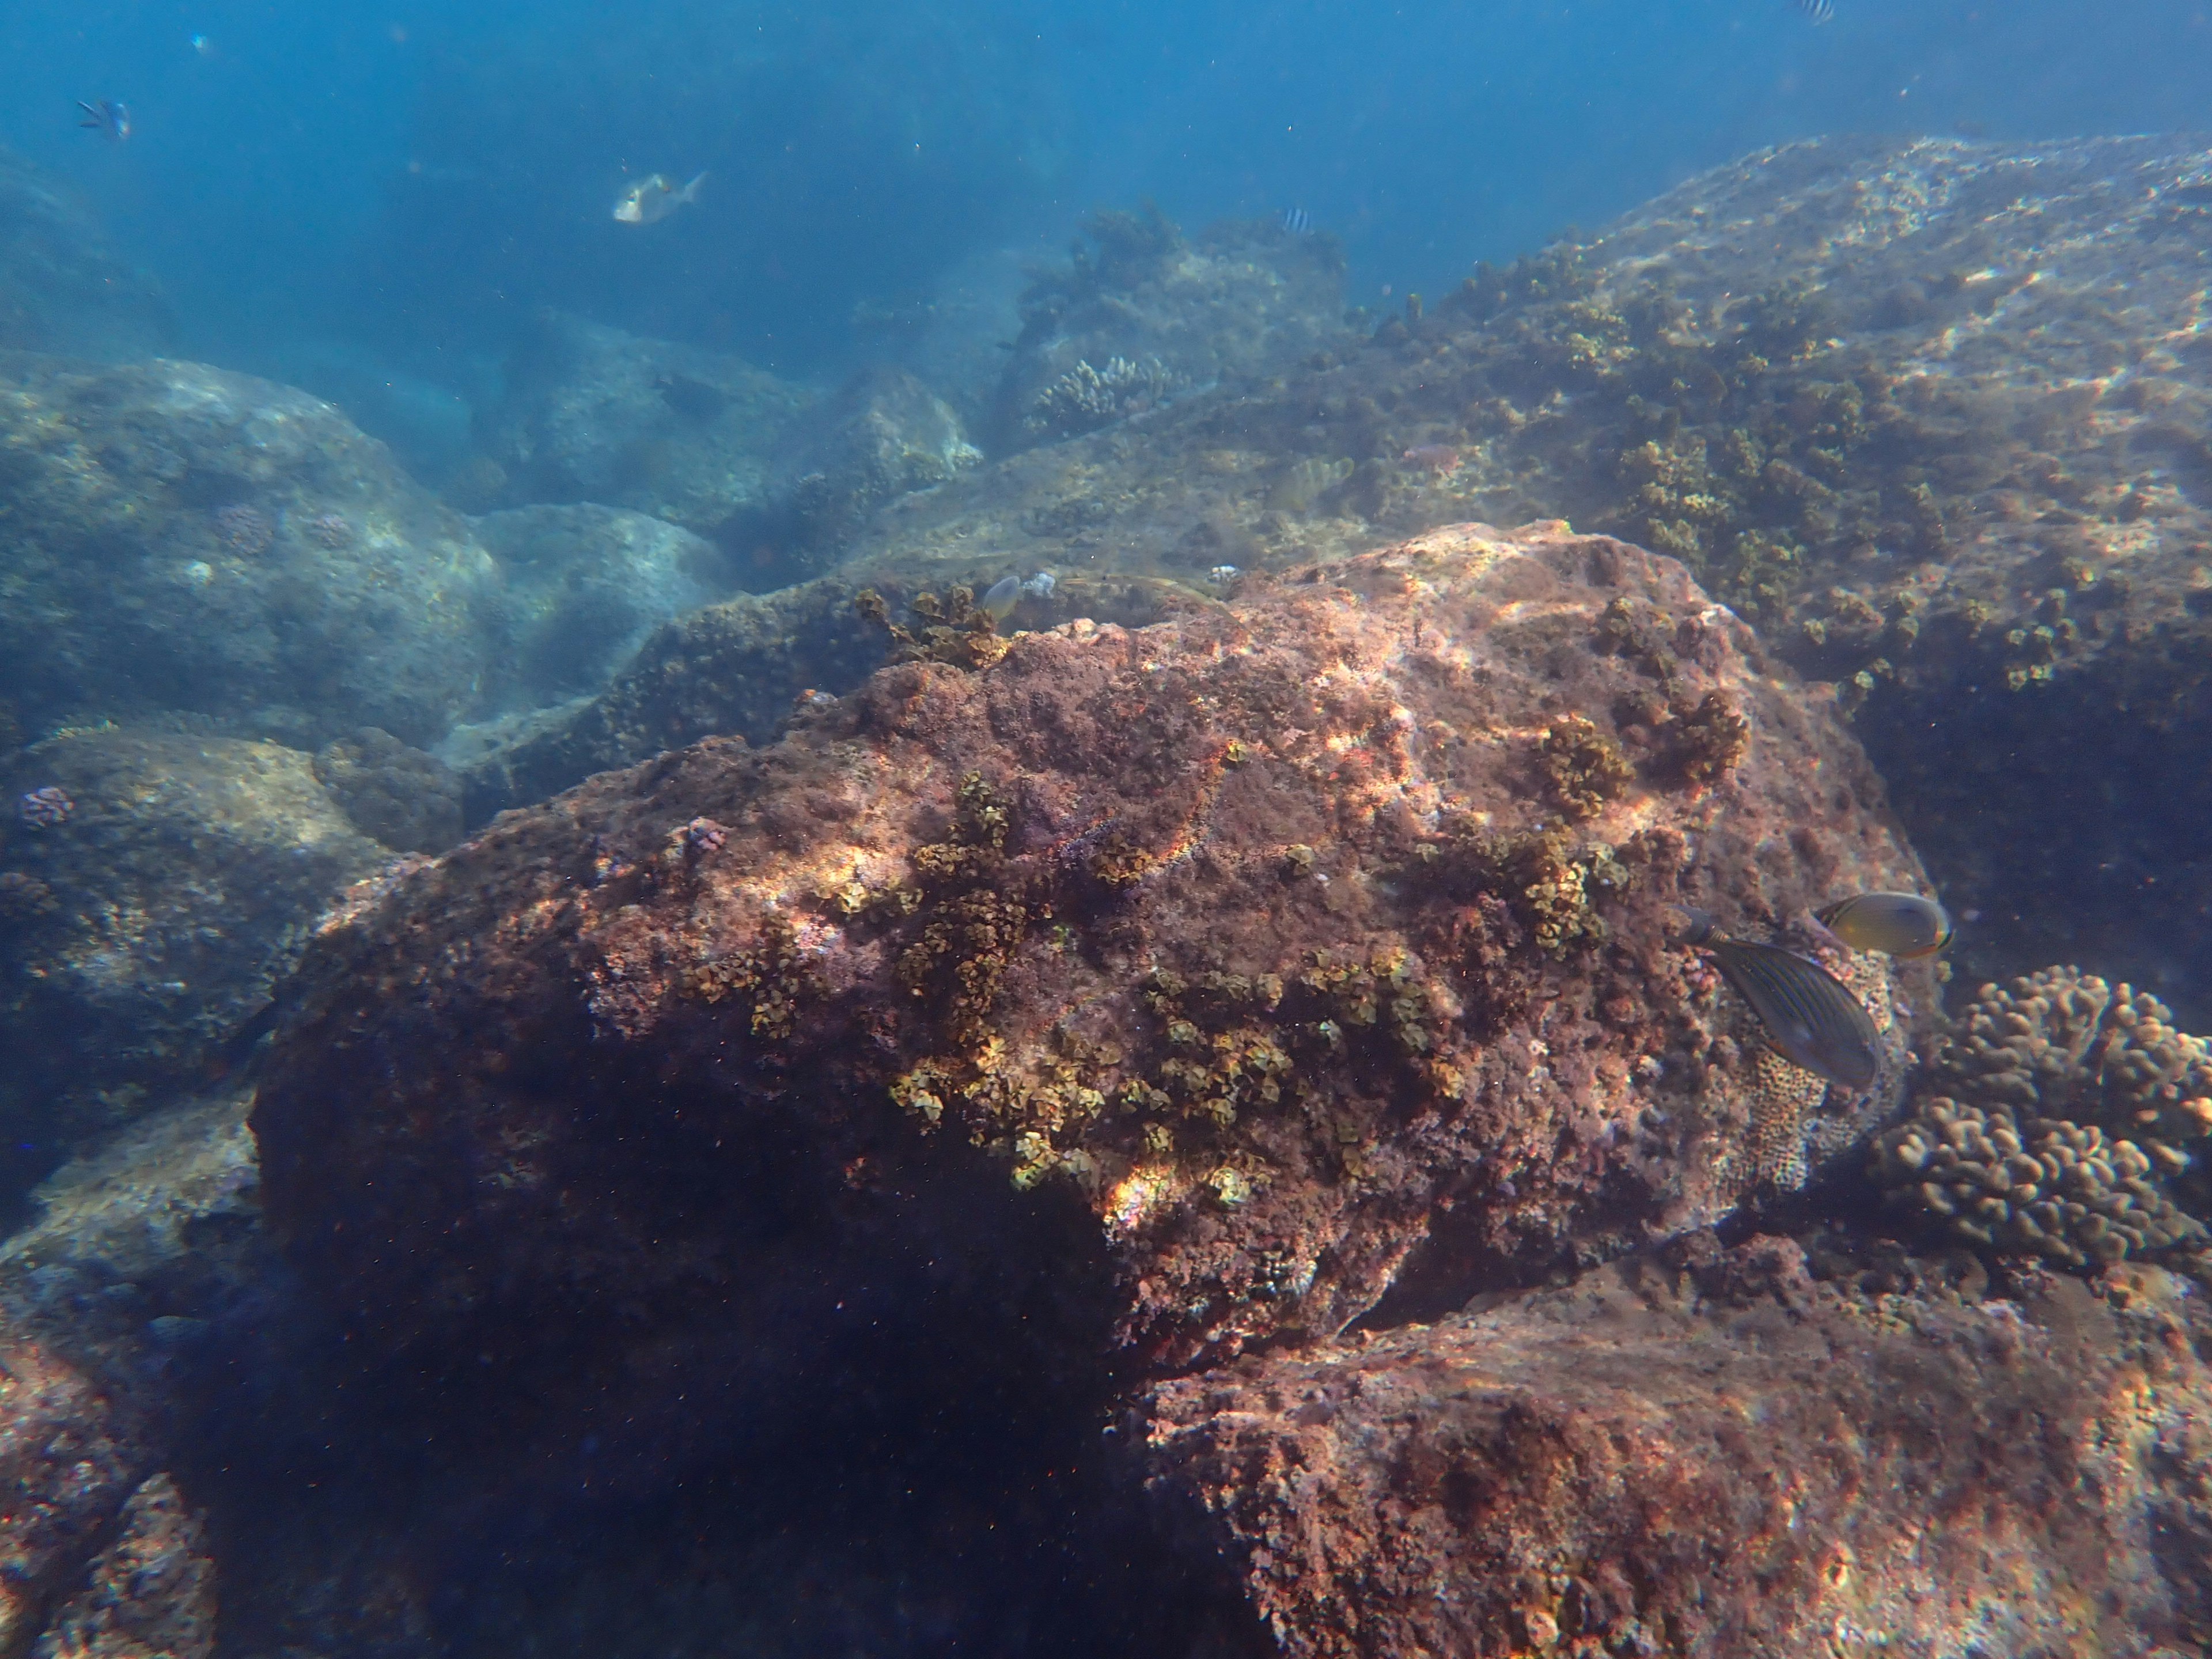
681 914 817 1040
1537 714 1633 821
856 586 1012 671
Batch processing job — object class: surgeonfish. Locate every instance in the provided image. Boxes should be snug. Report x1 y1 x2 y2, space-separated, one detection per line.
1676 907 1880 1089
1817 891 1954 959
980 574 1023 622
1799 0 1835 21
613 171 707 225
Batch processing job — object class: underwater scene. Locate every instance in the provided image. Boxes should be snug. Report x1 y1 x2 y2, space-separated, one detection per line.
6 0 2212 1653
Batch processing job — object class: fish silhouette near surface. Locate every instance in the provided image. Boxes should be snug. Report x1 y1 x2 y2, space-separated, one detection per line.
1817 891 1953 959
76 99 130 140
613 171 707 225
1677 907 1879 1089
1799 0 1836 21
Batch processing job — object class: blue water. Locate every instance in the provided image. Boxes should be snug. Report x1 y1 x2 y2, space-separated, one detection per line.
8 0 2209 414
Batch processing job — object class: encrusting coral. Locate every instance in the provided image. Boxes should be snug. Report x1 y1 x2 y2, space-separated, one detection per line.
1870 967 2212 1269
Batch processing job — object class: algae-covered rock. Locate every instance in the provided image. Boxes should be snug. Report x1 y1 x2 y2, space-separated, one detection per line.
312 727 463 854
252 523 1929 1498
478 309 811 537
0 354 502 747
0 150 171 360
1141 1236 2212 1658
0 729 387 1171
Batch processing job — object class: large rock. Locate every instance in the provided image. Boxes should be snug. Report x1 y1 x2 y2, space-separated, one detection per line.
822 139 2212 1018
0 151 170 361
0 728 388 1172
0 355 501 748
1142 1234 2212 1659
476 310 810 538
252 523 1930 1479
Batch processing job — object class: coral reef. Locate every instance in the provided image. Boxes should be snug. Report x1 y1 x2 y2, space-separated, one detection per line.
1869 967 2212 1269
312 728 463 854
32 1474 215 1659
0 728 388 1182
1026 355 1177 441
988 207 1351 452
249 524 1927 1488
1142 1233 2212 1657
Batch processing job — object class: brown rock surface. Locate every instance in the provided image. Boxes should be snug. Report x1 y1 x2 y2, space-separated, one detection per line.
252 522 1929 1445
1142 1237 2212 1659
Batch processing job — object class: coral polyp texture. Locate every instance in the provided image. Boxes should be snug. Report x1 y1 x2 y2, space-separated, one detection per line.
251 522 1930 1450
1870 967 2212 1268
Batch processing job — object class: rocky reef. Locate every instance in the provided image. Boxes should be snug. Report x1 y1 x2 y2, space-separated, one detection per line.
0 729 390 1190
1145 1232 2212 1657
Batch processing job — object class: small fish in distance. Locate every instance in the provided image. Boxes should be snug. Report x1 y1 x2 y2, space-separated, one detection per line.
1281 207 1314 236
1676 906 1879 1089
1817 891 1953 959
613 171 706 225
1799 0 1835 22
77 100 130 141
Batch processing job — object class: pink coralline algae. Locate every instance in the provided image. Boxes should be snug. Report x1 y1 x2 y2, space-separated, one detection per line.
211 503 276 557
17 786 73 828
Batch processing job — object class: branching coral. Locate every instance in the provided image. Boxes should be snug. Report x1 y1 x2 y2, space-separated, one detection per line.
1026 357 1177 440
1869 968 2212 1270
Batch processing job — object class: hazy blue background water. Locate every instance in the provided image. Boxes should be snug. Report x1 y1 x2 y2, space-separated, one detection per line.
6 0 2210 470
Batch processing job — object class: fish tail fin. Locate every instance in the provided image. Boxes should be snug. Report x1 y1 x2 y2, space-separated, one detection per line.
681 171 709 203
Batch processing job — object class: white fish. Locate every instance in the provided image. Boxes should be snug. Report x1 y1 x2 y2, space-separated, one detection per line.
613 171 707 225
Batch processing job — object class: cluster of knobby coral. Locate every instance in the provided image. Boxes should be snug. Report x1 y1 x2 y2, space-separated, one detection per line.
1870 968 2212 1269
1025 356 1176 440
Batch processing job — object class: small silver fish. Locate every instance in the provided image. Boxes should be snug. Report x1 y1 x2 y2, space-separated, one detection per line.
1281 207 1314 236
1817 891 1953 960
76 99 130 141
1677 907 1879 1089
613 171 707 225
1799 0 1835 21
1021 570 1056 600
980 574 1023 622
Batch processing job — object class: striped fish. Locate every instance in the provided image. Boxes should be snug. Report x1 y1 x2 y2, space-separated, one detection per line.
1679 908 1879 1088
1281 206 1315 236
1800 0 1835 21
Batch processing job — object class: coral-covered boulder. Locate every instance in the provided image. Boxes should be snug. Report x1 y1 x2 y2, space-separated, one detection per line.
1141 1236 2212 1659
253 524 1930 1471
0 355 501 747
0 729 388 1168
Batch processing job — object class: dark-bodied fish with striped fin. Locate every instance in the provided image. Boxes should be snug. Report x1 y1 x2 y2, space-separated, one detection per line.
1676 907 1878 1089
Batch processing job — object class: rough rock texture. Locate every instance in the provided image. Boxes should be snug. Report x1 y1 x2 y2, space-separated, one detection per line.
0 729 388 1173
472 502 732 704
806 139 2212 1015
312 726 463 855
0 151 171 361
477 309 810 537
749 366 982 573
0 354 501 747
988 208 1352 453
253 523 1931 1457
1142 1235 2212 1659
31 1473 215 1659
454 566 1198 821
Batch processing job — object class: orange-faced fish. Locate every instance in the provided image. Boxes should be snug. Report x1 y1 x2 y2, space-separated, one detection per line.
1817 891 1953 959
613 171 707 225
1677 907 1879 1089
